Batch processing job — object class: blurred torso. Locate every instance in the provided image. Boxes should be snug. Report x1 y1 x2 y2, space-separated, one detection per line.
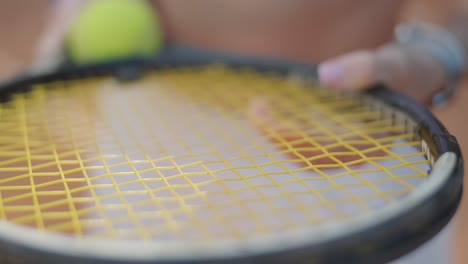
154 0 406 62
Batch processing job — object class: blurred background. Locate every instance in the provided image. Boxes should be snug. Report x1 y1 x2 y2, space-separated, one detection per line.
0 0 467 263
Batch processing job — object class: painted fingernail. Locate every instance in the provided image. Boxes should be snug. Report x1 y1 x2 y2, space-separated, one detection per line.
318 62 345 88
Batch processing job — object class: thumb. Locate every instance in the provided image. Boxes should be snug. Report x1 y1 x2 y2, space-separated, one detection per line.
318 45 446 105
318 50 378 90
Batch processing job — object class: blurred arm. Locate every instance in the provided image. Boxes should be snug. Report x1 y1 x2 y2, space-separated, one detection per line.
32 0 88 73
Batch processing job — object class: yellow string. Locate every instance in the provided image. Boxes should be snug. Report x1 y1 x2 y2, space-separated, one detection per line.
0 65 430 241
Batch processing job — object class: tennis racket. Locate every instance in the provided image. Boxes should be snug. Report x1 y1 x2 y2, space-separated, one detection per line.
0 52 462 264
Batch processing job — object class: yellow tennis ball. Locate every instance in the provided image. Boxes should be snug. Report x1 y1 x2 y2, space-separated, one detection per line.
67 0 163 65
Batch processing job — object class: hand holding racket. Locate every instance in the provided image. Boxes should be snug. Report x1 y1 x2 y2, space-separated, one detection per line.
319 21 468 108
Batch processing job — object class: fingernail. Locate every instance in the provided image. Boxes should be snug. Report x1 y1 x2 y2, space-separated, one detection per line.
318 62 345 88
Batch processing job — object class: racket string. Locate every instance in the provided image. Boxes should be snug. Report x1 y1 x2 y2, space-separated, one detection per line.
0 66 430 240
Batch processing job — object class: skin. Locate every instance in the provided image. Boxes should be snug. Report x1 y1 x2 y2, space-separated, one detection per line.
154 0 466 105
36 0 467 105
154 0 404 62
154 0 468 106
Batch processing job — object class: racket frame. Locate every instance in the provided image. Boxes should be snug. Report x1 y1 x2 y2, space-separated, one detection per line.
0 55 462 264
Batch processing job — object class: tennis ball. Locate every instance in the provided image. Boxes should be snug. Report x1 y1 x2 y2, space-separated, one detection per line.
67 0 163 65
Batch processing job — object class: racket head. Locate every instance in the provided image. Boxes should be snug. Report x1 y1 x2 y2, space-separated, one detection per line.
0 54 462 264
